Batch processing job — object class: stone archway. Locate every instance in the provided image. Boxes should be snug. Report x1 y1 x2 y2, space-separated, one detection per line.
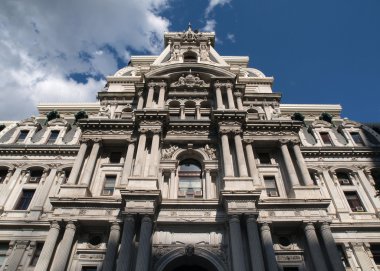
155 246 226 271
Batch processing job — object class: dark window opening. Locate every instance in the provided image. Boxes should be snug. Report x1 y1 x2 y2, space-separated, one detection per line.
337 172 352 185
178 159 202 198
320 132 332 145
47 130 59 144
15 189 35 210
0 243 8 268
16 130 29 143
264 176 278 197
370 244 380 265
258 153 271 164
337 245 350 267
29 169 43 183
283 267 299 271
350 132 364 146
81 267 97 271
29 242 43 266
109 152 122 163
102 175 116 196
183 52 197 63
344 191 365 212
0 169 8 183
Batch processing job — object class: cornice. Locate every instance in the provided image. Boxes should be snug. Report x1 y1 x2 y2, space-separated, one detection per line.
0 144 79 155
301 146 380 157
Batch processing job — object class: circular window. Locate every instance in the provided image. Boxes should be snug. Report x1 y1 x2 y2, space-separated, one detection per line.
89 235 102 246
279 236 291 247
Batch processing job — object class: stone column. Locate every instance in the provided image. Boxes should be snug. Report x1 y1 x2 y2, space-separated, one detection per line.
157 82 166 108
146 82 155 108
279 139 300 187
205 169 211 199
103 222 121 271
244 141 261 185
0 167 23 210
50 221 76 271
235 92 244 110
5 241 28 271
319 222 345 271
80 139 101 186
149 132 160 176
215 82 224 109
291 140 313 186
304 222 328 271
169 170 176 199
229 216 246 271
34 221 60 271
32 167 58 210
67 140 88 185
135 216 153 271
260 223 277 271
133 133 147 176
196 105 201 120
137 91 144 110
180 105 185 119
246 216 265 271
221 133 233 177
121 142 135 185
116 216 135 271
234 132 248 177
226 82 236 109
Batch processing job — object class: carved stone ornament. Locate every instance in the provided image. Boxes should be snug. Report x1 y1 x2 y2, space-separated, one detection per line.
161 145 179 159
203 144 217 159
171 73 210 88
180 24 202 42
185 244 195 256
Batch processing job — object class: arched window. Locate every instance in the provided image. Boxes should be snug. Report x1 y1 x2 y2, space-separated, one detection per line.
178 159 202 198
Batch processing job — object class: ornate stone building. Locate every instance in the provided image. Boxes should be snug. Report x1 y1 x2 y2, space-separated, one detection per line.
0 26 379 271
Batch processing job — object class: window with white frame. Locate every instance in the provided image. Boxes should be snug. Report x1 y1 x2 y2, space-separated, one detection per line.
344 191 365 212
16 130 29 143
46 130 60 144
264 176 279 197
350 132 365 146
15 189 35 210
102 175 116 196
320 132 333 146
178 159 202 198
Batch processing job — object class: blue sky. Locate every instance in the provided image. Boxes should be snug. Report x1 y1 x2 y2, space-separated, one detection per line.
0 0 379 122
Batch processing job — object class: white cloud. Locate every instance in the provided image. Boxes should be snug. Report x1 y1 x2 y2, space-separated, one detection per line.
205 0 231 17
202 19 217 32
227 33 236 43
0 0 170 120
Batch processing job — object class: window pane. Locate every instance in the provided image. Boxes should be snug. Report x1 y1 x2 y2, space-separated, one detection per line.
337 172 352 185
103 175 116 195
30 242 43 266
320 132 332 145
17 130 29 143
370 244 380 265
15 190 35 210
351 132 364 146
344 191 365 212
0 243 8 268
264 176 278 196
47 130 59 144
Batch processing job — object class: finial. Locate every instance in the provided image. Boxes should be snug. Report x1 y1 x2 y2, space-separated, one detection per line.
188 22 192 30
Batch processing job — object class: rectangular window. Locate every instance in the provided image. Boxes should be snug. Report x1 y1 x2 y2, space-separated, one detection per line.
102 175 116 196
0 243 8 268
344 191 365 212
370 244 380 265
29 169 43 183
109 152 122 163
15 189 35 210
16 130 29 143
0 169 8 184
47 130 60 144
320 132 332 145
29 242 43 266
283 267 299 271
258 153 271 164
264 176 279 197
350 132 364 146
337 244 350 267
81 267 97 271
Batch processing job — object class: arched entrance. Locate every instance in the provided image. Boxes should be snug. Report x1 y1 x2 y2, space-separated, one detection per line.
163 255 218 271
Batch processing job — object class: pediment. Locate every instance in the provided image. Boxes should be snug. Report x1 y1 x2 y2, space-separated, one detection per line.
340 120 361 128
309 120 332 128
18 117 41 129
47 118 69 127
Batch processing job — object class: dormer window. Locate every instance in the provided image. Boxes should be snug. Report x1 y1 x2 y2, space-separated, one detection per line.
183 51 197 63
16 130 29 143
350 132 364 146
320 132 332 146
47 130 60 144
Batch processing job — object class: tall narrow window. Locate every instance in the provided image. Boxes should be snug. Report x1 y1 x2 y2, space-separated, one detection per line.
344 191 365 212
47 130 60 144
102 175 116 196
15 189 35 210
320 132 332 145
264 176 279 197
16 130 29 143
350 132 364 146
29 242 43 266
109 152 122 163
370 244 380 265
0 243 8 268
337 172 352 185
337 245 350 267
0 169 8 184
178 159 202 198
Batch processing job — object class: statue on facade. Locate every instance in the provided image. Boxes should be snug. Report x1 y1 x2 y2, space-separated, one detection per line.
199 44 211 61
204 144 217 159
161 145 179 159
170 44 181 61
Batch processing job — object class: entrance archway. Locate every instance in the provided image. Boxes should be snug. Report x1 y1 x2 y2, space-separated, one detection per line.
163 255 218 271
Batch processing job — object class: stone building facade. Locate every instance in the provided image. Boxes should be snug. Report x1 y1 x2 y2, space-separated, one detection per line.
0 26 379 271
